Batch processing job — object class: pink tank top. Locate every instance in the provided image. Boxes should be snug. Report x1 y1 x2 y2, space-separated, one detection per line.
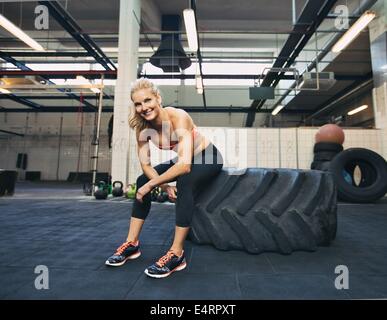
157 127 198 150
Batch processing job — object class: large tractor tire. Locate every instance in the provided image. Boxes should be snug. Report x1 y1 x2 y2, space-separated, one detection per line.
189 168 337 255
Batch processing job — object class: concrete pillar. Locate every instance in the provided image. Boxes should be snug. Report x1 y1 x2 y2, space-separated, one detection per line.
369 0 387 159
111 0 141 185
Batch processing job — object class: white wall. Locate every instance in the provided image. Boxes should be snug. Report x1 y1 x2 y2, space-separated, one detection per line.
0 112 112 180
0 111 385 182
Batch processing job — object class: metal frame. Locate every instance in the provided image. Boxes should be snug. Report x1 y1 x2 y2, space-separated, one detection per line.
245 0 338 127
0 52 98 111
40 1 116 71
271 0 378 115
91 76 105 196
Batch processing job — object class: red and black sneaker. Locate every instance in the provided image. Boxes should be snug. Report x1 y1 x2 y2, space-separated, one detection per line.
105 240 141 267
144 250 187 278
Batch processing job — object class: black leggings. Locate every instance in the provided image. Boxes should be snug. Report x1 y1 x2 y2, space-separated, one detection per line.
132 143 223 227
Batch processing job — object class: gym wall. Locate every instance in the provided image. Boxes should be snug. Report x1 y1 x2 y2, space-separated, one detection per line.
0 112 385 182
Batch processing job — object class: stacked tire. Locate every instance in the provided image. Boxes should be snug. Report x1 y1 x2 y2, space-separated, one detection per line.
329 148 387 203
311 142 343 171
311 146 387 203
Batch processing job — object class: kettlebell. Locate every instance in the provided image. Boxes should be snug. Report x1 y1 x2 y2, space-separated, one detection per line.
157 192 169 203
126 183 136 199
151 187 161 202
112 181 124 197
94 181 108 200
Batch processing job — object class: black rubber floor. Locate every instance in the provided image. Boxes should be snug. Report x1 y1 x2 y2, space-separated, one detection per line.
1 181 387 300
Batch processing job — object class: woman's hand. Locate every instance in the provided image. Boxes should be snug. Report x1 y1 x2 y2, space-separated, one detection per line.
165 186 177 202
136 182 153 203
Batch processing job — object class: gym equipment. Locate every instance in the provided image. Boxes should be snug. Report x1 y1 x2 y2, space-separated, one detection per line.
94 181 108 200
151 187 161 202
311 142 343 171
107 176 113 195
313 142 344 153
126 184 136 199
311 160 330 171
189 168 337 255
314 151 340 162
112 181 124 197
329 148 387 203
157 192 169 203
315 124 345 144
0 170 18 196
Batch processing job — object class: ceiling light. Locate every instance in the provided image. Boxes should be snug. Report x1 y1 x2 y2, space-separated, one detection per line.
0 13 45 51
183 9 198 52
0 88 11 94
347 104 368 115
271 105 284 116
332 11 376 53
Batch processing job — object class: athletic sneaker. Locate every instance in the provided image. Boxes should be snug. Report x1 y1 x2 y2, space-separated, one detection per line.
144 250 187 278
105 240 141 266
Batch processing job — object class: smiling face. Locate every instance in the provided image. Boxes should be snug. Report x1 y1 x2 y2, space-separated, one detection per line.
132 88 162 122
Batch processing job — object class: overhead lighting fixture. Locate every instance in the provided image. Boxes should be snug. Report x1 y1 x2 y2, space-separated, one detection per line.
332 11 376 53
347 104 368 115
0 88 11 94
183 9 198 52
0 13 45 52
272 104 284 116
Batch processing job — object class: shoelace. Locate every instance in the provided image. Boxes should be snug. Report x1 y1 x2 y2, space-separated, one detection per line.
156 250 176 267
115 241 136 255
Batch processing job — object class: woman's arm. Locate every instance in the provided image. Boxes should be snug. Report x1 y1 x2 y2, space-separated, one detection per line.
136 128 169 189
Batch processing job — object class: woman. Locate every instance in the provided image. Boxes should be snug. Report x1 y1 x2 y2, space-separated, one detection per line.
105 78 223 278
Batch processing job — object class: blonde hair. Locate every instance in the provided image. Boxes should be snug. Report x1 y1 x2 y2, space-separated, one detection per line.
128 78 161 132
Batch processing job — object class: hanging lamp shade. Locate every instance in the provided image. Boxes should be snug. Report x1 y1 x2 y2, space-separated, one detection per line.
149 15 192 72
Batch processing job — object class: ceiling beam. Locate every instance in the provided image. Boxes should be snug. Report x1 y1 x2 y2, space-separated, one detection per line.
245 0 338 127
271 0 378 116
0 51 97 111
40 1 116 71
0 69 369 82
